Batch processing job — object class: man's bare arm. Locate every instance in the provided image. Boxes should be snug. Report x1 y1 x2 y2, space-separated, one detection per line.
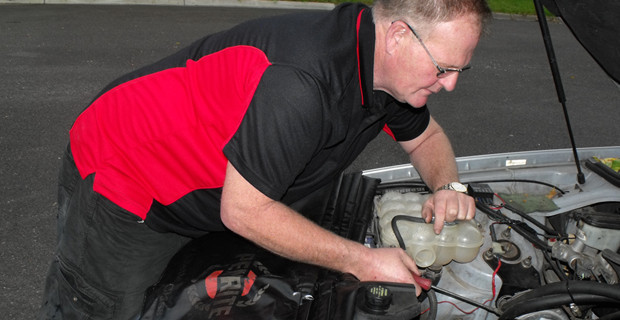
399 117 476 234
220 162 422 295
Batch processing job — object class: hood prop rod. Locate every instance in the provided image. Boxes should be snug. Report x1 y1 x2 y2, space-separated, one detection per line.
533 0 586 184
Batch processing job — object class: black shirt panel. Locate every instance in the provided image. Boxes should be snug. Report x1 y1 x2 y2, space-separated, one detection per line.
385 102 431 142
145 188 226 238
223 65 338 201
144 4 431 233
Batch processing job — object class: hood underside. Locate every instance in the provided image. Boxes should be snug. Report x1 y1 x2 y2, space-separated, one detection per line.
542 0 620 83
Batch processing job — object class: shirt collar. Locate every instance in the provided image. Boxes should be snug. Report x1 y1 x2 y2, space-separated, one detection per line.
356 8 376 109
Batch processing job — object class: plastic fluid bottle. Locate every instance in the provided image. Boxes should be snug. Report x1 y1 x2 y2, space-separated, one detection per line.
376 191 483 268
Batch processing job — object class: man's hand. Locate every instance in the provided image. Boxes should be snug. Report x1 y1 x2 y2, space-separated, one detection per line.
350 247 422 296
421 190 475 234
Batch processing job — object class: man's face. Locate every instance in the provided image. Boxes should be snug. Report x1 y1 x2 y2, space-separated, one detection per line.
378 15 481 108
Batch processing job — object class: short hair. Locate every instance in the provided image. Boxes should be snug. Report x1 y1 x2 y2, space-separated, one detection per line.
372 0 492 36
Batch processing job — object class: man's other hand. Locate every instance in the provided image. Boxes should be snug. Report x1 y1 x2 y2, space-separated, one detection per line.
421 190 475 234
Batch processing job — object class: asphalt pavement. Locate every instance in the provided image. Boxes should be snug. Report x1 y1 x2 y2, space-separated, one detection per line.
1 3 618 319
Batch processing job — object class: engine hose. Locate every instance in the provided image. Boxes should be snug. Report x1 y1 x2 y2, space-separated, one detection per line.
391 215 427 252
505 281 620 306
498 281 620 317
420 289 438 320
498 293 618 320
599 310 620 320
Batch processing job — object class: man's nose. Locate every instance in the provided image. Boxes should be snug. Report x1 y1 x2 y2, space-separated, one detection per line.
437 73 459 92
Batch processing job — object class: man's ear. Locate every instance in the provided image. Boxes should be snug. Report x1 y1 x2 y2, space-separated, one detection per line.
385 21 409 55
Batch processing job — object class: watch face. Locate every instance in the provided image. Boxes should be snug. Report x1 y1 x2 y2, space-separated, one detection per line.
451 182 468 193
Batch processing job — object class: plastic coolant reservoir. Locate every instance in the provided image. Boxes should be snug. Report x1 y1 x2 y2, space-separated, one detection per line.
376 191 484 268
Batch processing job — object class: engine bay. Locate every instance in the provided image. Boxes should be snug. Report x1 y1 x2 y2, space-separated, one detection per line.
362 147 620 320
140 148 620 320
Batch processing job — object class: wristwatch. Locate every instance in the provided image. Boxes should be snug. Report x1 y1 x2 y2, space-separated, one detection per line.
436 182 468 194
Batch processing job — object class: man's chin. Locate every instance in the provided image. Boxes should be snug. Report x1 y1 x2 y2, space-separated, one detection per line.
407 97 429 108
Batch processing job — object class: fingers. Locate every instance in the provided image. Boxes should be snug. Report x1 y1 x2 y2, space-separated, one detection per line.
400 249 420 276
399 251 422 296
432 200 447 234
412 279 422 296
421 201 434 223
424 191 476 234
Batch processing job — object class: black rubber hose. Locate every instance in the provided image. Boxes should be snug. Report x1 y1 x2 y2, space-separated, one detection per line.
390 215 427 251
498 281 620 315
599 310 620 320
420 289 438 320
499 293 618 320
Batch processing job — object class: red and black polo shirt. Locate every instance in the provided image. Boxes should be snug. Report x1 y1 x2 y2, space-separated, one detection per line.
69 3 430 236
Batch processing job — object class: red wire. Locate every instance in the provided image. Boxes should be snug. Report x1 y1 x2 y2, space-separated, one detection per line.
490 193 507 210
494 193 507 205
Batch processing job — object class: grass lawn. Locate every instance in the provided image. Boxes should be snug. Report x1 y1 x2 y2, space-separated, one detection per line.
287 0 542 16
487 0 541 15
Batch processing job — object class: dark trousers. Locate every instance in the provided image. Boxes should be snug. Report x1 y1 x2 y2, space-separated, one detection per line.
38 146 191 319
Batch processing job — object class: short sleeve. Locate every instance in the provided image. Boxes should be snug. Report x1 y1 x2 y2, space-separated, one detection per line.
223 65 333 200
384 100 431 141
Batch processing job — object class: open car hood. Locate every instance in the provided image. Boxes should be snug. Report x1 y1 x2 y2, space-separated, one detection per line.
541 0 620 83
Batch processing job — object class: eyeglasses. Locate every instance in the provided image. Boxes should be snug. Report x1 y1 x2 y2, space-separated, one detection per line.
400 21 471 78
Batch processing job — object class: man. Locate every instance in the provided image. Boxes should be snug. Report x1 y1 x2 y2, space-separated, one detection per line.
39 0 491 318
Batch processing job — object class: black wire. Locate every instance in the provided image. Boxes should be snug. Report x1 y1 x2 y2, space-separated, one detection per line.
378 179 566 195
502 202 561 237
542 249 568 281
490 222 499 242
476 201 510 222
565 279 577 307
430 286 500 315
467 179 566 195
376 181 427 188
476 202 552 251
